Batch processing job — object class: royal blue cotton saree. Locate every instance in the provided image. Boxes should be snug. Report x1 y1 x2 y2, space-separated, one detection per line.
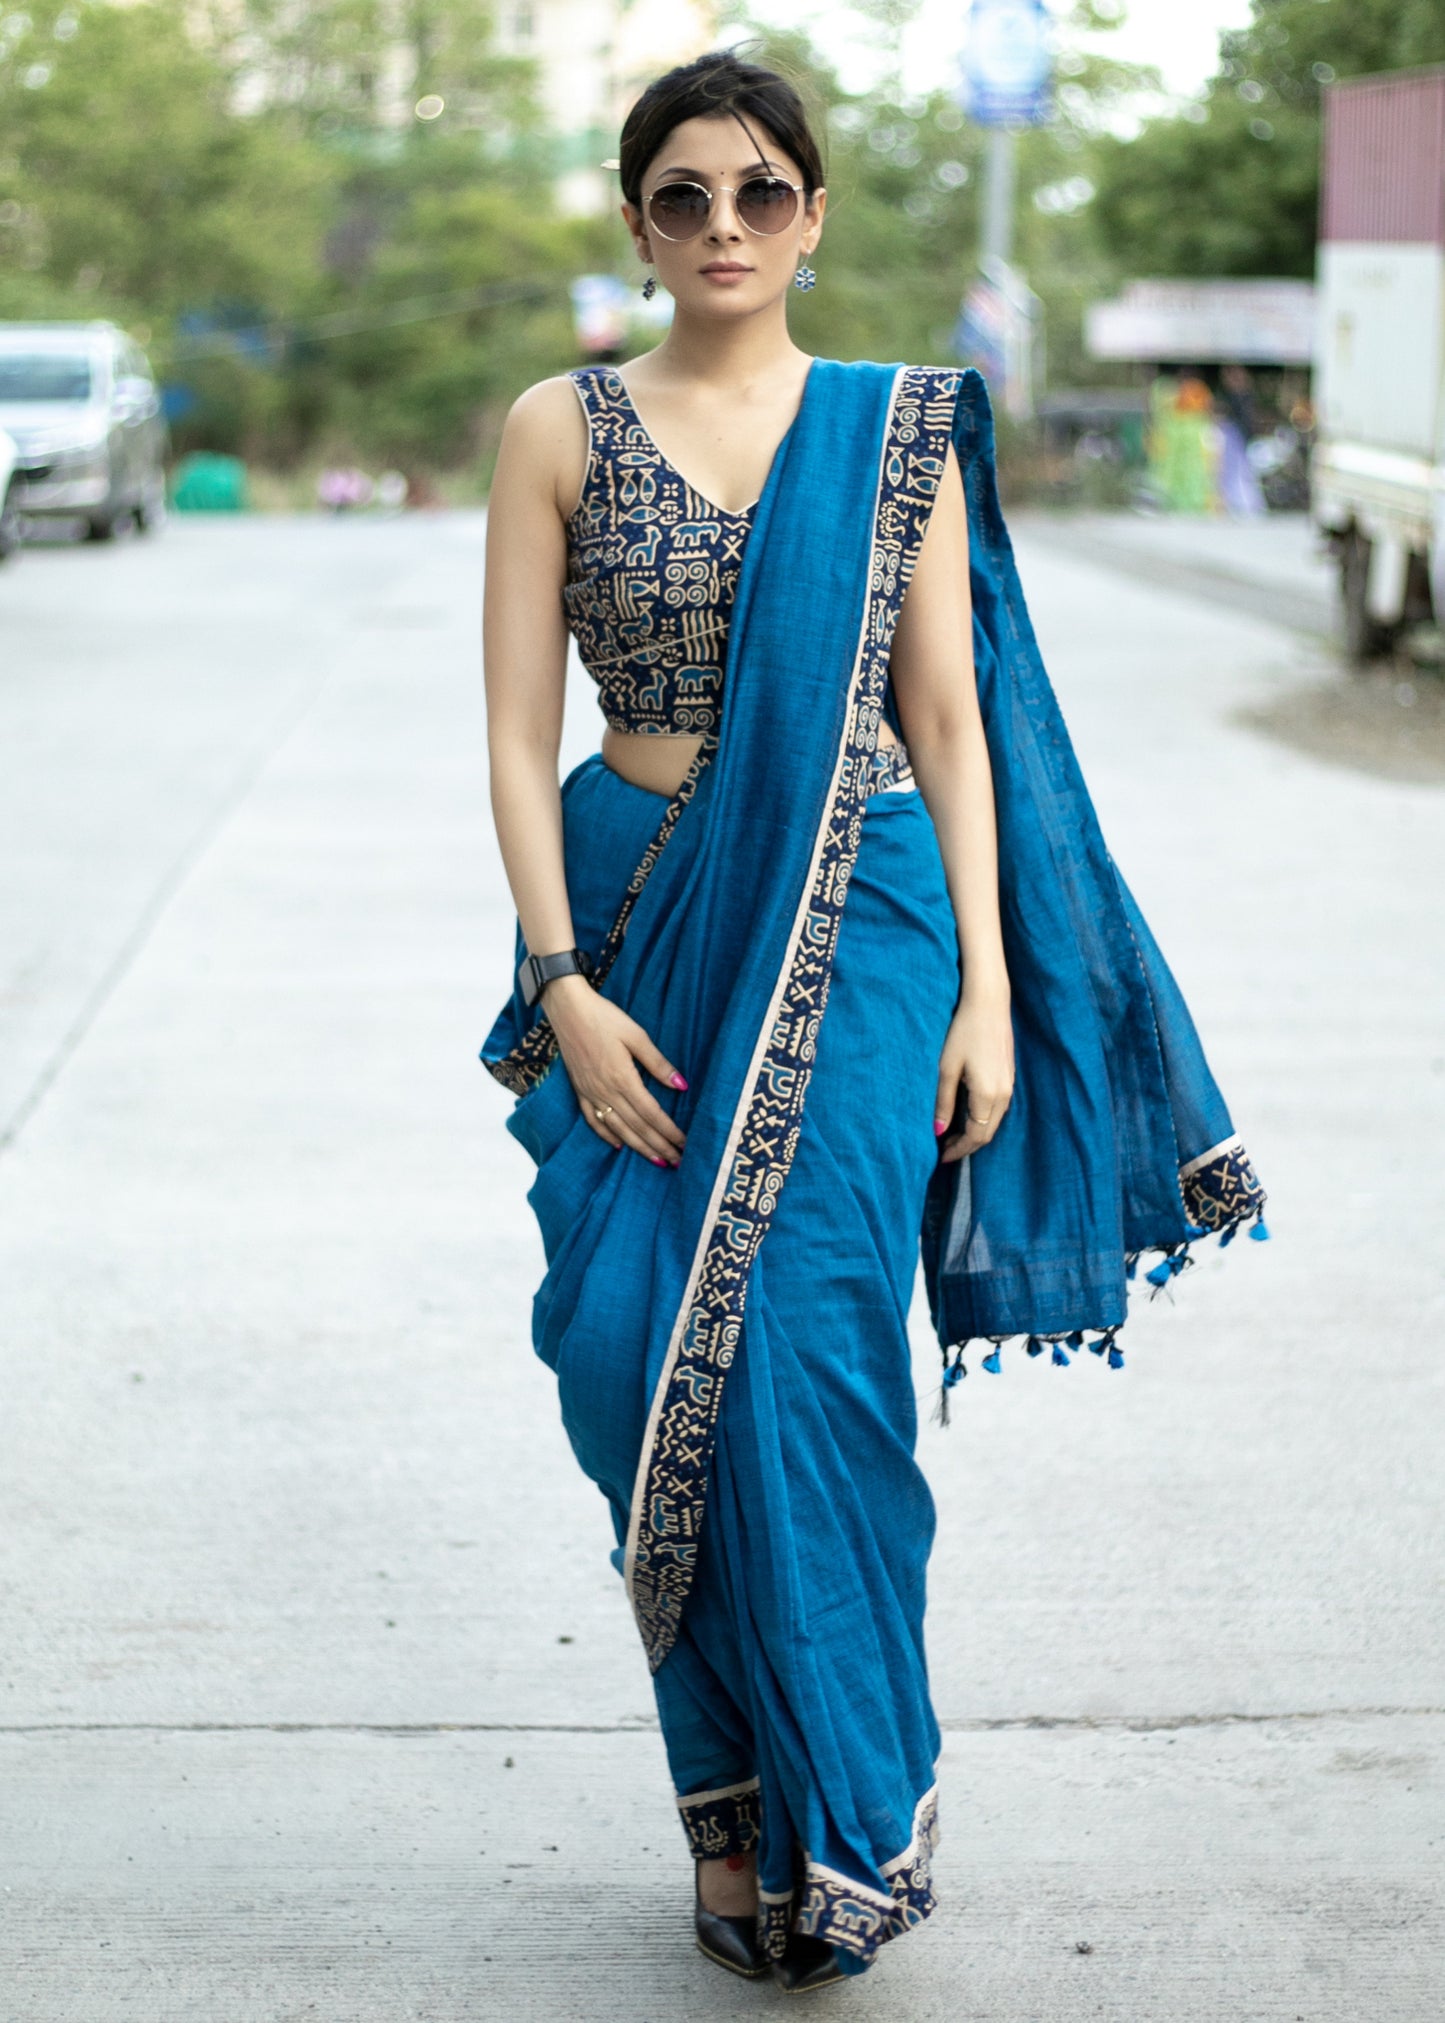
483 362 1265 1969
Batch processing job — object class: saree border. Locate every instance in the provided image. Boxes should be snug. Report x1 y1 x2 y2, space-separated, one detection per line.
485 735 715 1097
622 366 964 1670
676 1776 761 1859
758 1782 941 1966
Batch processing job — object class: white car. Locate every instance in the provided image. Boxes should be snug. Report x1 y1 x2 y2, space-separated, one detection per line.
0 423 19 561
0 321 167 542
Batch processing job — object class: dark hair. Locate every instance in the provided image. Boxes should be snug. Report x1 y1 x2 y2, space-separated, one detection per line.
618 50 825 208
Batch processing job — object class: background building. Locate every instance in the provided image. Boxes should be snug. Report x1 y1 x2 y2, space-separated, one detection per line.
495 0 718 214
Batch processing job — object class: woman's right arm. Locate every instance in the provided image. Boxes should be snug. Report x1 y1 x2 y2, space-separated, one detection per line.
483 383 687 1168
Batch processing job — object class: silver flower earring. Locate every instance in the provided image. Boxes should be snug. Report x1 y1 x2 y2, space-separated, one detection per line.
642 273 656 301
794 265 817 291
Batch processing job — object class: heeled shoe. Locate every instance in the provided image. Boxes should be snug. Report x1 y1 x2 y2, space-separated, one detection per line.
693 1868 768 1980
772 1932 848 1994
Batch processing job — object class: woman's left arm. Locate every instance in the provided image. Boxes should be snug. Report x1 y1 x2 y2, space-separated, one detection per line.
889 440 1014 1164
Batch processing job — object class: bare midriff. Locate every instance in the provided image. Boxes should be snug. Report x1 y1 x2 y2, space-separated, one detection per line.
601 718 899 800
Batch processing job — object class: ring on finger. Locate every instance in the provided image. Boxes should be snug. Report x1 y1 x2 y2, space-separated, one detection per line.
594 1103 614 1123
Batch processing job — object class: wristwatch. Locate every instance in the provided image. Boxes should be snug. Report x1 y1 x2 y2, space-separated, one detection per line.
519 946 594 1009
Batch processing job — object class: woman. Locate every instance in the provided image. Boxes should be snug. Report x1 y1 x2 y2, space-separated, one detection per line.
482 53 1265 1993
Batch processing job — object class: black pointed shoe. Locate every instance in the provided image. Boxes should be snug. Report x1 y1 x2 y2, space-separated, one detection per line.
694 1869 768 1979
772 1933 848 1994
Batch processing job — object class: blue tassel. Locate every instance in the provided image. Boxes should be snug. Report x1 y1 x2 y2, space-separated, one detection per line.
1170 1252 1188 1277
1107 1344 1125 1369
982 1348 1002 1374
1249 1217 1270 1242
1067 1331 1084 1349
1145 1258 1173 1288
1219 1222 1237 1248
1051 1341 1071 1366
1025 1335 1044 1358
934 1348 968 1427
1087 1335 1106 1355
1125 1253 1138 1281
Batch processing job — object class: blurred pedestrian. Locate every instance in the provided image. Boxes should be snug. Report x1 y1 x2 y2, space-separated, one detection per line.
1151 371 1218 514
317 467 372 512
1218 363 1266 517
480 47 1264 1998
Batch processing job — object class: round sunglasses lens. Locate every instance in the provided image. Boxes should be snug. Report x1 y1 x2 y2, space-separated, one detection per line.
648 183 710 240
736 178 798 234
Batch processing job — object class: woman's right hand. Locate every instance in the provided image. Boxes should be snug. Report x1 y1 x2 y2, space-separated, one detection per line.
544 975 687 1167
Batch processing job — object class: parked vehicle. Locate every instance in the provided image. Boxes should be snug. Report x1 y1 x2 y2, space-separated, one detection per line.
1312 69 1445 658
0 321 166 542
0 424 19 562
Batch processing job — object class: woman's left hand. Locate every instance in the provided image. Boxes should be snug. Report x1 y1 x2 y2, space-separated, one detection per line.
934 987 1015 1163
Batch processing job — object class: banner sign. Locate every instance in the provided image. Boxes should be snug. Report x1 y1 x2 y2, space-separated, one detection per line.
961 0 1053 128
1085 280 1318 365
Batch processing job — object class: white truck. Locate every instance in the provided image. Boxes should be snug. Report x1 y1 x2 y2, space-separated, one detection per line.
1312 66 1445 658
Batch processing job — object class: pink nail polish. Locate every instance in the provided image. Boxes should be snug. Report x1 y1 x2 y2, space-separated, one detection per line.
670 1072 689 1091
651 1156 667 1168
933 1120 947 1137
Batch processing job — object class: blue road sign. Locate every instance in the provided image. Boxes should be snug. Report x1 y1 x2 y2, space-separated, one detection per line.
961 0 1053 128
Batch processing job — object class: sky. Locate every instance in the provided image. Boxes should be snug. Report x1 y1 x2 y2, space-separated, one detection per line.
746 0 1259 101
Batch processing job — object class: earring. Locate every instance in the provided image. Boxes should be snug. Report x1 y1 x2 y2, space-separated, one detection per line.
794 265 816 291
642 273 656 301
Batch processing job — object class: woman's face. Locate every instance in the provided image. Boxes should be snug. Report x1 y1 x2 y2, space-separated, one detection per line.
623 113 825 320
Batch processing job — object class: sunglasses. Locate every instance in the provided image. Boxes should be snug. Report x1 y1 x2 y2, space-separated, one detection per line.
644 176 808 243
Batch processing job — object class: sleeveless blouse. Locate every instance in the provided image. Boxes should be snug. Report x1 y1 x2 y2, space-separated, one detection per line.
560 364 914 791
562 366 750 739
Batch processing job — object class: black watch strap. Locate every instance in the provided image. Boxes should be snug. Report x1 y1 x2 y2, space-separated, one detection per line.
519 947 593 1009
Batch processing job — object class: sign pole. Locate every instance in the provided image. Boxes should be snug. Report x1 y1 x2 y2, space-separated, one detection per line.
982 125 1017 269
956 0 1051 421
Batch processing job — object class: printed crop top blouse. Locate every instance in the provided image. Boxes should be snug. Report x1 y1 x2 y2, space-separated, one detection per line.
563 366 752 738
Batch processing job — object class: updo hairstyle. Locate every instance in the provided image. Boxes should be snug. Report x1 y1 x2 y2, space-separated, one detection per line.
618 50 825 210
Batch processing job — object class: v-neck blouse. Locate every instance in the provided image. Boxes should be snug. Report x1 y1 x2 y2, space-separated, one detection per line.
562 366 753 739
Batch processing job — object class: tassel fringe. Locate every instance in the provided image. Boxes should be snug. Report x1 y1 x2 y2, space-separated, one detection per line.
932 1206 1266 1422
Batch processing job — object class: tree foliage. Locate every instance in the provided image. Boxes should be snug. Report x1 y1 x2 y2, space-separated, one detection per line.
0 0 604 470
1089 0 1445 279
6 0 1437 469
0 1 323 322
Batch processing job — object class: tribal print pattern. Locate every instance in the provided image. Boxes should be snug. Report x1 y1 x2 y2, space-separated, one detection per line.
625 368 963 1671
1181 1134 1267 1233
484 738 714 1098
758 1784 940 1967
563 367 748 738
676 1777 761 1859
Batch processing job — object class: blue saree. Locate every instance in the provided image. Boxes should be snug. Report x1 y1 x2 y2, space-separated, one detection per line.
483 363 1265 1969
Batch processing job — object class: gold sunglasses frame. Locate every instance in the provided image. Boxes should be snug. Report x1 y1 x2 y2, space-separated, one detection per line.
642 176 810 243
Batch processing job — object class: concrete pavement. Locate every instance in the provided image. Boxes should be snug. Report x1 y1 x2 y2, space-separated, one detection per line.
1018 507 1338 640
1 512 1441 2019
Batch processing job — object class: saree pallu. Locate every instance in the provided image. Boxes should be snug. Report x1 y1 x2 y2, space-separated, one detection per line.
484 363 1266 1968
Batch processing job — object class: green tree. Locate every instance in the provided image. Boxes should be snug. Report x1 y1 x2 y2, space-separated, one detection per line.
294 129 610 468
1089 0 1445 279
0 0 325 323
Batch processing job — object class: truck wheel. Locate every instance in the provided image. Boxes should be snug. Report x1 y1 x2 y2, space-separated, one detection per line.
0 481 20 562
1340 527 1387 663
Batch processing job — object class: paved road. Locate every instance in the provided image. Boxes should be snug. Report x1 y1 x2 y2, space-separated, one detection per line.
1017 507 1338 641
2 515 1441 2020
